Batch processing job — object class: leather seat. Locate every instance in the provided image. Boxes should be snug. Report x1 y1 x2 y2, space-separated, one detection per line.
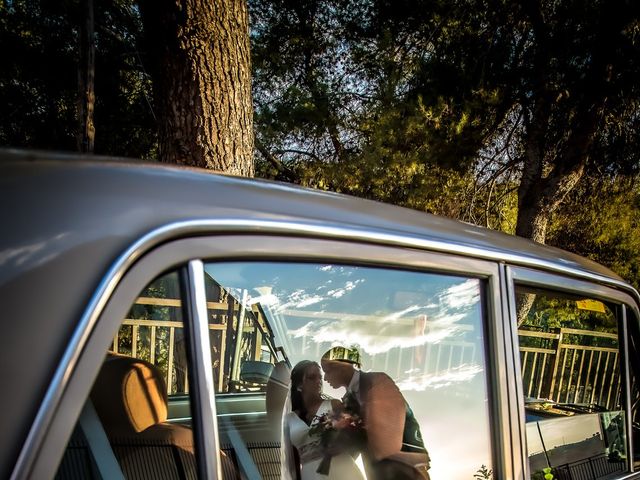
90 354 197 479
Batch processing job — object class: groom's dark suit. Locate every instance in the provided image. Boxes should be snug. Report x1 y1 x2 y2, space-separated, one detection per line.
343 371 430 480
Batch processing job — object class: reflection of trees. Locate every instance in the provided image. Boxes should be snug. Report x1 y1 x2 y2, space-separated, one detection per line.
517 292 536 327
518 293 618 346
121 272 186 393
473 465 493 479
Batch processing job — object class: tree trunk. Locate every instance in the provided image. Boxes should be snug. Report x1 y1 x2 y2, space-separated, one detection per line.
140 0 254 176
515 97 602 244
515 164 585 244
77 0 95 153
514 1 622 244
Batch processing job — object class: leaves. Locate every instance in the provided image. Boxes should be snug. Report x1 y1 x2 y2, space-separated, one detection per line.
0 0 156 157
548 175 640 290
251 0 640 283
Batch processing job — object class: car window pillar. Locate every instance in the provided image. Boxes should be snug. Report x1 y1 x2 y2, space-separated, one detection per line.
622 304 635 473
181 260 223 479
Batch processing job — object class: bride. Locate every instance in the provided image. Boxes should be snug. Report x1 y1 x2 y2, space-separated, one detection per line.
282 360 365 480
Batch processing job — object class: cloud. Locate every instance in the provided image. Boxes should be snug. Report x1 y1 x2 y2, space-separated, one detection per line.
395 364 484 391
273 277 366 312
327 279 363 298
287 314 470 355
439 279 480 310
283 278 481 356
296 295 325 308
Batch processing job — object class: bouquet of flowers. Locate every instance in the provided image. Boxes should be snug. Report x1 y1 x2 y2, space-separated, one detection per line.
308 410 365 475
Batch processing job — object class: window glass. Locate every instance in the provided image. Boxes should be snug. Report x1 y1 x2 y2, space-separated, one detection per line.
55 271 196 480
515 287 627 479
627 308 640 470
204 261 493 479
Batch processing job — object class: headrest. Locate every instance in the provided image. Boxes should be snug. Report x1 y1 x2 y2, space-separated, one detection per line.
91 354 168 433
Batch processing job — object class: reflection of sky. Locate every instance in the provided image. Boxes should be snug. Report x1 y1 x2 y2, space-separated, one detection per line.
396 364 484 391
526 414 602 455
206 262 493 479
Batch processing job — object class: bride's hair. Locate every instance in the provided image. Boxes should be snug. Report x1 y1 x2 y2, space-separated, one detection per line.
290 360 320 421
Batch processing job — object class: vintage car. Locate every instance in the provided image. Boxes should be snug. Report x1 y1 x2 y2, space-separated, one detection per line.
1 149 639 480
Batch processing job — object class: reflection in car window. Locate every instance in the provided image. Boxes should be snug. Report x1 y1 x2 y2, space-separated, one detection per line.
204 262 493 479
55 271 197 480
627 308 640 470
201 273 278 395
516 287 627 479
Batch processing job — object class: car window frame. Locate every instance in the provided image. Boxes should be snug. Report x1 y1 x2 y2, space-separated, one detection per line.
506 265 640 479
25 233 516 479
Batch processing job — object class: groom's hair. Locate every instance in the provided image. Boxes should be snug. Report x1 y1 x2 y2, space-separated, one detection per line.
321 346 361 368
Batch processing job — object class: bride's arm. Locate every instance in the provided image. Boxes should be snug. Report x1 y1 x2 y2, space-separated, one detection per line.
281 415 301 480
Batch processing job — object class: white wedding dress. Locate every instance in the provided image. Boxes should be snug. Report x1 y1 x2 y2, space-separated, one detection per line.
285 400 365 480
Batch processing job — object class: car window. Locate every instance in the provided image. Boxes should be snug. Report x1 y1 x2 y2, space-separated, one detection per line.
55 270 197 480
203 261 494 480
627 308 640 471
515 287 627 479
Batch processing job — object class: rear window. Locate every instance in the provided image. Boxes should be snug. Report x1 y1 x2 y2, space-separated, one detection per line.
515 287 627 479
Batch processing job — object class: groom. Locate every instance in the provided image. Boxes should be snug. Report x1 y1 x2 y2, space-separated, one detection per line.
321 346 431 480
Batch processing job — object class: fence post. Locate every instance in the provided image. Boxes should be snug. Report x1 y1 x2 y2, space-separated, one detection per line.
587 456 597 479
150 325 156 364
549 328 564 401
167 327 175 394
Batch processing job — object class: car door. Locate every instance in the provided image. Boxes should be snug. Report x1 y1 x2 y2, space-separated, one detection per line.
507 266 640 479
24 233 521 479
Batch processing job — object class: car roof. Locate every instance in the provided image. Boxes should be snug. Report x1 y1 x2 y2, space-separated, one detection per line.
0 148 632 478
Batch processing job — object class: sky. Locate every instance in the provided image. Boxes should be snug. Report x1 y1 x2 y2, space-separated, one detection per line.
206 261 494 478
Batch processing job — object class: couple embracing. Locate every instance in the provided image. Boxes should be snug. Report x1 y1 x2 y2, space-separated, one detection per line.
282 346 431 480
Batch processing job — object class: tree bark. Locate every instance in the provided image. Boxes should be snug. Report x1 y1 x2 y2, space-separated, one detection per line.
514 1 619 244
77 0 95 153
516 87 606 243
140 0 254 176
515 161 586 243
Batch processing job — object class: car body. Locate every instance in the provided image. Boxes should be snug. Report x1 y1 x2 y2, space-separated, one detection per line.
2 148 639 480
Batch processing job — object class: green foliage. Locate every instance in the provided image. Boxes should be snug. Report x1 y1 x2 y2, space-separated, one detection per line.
299 97 477 217
2 0 639 284
519 293 618 339
251 0 640 246
531 467 555 480
122 272 182 389
548 176 640 291
250 0 502 217
0 0 78 150
0 0 156 157
473 464 493 479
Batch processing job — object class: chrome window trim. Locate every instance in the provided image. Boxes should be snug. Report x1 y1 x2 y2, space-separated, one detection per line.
509 266 640 307
13 219 640 479
508 265 640 479
502 264 528 478
480 262 525 479
622 305 634 473
183 260 223 479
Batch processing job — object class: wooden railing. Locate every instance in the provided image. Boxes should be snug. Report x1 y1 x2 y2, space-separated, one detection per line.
112 296 272 395
113 297 621 407
519 328 620 409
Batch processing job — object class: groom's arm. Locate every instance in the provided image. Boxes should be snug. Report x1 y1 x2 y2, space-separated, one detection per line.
364 372 406 460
